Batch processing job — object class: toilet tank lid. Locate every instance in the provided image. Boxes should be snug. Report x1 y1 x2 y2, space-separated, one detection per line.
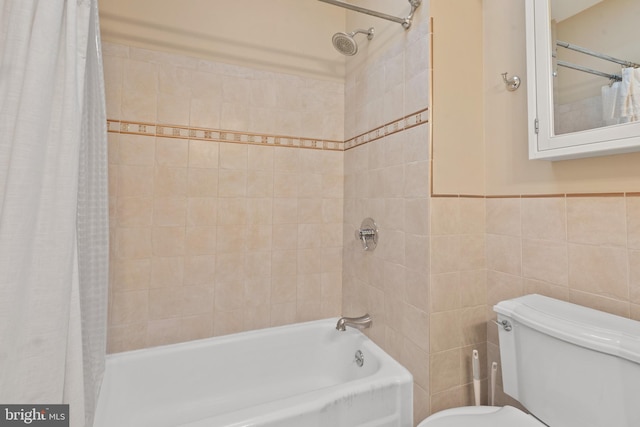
494 294 640 364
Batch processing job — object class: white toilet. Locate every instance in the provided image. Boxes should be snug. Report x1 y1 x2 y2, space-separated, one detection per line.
418 294 640 427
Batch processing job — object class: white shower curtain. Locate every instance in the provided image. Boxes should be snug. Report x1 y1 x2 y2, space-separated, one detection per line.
0 1 108 426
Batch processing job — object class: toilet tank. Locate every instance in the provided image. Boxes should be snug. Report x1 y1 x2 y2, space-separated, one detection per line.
494 294 640 427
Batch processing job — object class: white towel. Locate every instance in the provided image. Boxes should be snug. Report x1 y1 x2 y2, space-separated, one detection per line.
617 67 640 122
601 81 621 126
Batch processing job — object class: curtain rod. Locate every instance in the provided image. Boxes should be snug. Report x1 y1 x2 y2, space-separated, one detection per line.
556 40 640 69
317 0 421 29
556 60 622 82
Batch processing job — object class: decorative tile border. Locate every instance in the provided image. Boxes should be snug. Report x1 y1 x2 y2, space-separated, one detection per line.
107 107 429 153
344 108 429 150
107 120 344 151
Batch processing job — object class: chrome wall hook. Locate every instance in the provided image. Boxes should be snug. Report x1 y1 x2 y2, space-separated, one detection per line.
502 72 521 91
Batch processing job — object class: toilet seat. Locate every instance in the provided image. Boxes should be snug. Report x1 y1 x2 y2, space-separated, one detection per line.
417 405 546 427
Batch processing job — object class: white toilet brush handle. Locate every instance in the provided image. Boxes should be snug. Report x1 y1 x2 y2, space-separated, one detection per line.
490 362 498 406
472 350 480 406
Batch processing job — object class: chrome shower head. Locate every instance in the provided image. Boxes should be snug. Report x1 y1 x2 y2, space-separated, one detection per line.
332 27 374 56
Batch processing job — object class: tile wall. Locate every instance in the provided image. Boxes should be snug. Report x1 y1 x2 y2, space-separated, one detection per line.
341 18 433 424
485 194 640 406
428 196 487 412
104 42 346 352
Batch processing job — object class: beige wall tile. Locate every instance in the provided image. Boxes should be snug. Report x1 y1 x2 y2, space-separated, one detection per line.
153 197 186 226
403 164 429 198
187 168 218 197
147 318 182 347
216 225 248 253
459 234 485 271
214 279 244 312
270 302 297 326
218 169 247 197
273 198 298 224
217 198 247 225
119 165 154 197
244 304 272 331
107 323 147 353
486 271 523 308
630 250 640 304
188 140 219 168
486 198 520 236
273 173 299 198
272 224 298 250
271 273 297 304
274 148 299 173
149 287 182 320
119 134 155 165
414 384 431 426
183 255 215 286
430 310 460 353
522 238 568 286
299 174 323 198
521 197 566 242
429 348 462 393
189 97 221 129
152 226 185 257
181 285 214 315
151 256 183 289
568 290 630 318
154 166 187 197
486 234 521 276
116 227 152 260
248 145 274 171
156 138 189 167
459 198 485 234
627 196 640 250
219 143 248 170
460 270 486 308
431 197 459 235
298 198 323 224
112 259 151 291
431 272 461 313
405 233 429 274
431 235 460 273
247 171 274 197
111 290 149 325
186 226 217 255
117 197 153 227
402 339 430 392
406 198 430 236
523 279 570 302
122 59 158 122
180 314 213 341
213 310 243 336
567 197 626 247
568 243 628 300
103 56 123 121
246 224 273 251
186 197 217 226
460 306 487 346
430 387 464 415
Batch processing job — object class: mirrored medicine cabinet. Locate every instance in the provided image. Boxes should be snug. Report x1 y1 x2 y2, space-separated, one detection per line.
526 0 640 160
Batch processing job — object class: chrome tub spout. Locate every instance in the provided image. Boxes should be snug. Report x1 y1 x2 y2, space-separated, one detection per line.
336 314 372 331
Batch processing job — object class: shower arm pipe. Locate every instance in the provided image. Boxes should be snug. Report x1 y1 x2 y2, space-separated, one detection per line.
317 0 421 29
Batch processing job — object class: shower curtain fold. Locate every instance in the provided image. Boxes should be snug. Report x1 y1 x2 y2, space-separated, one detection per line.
0 1 108 426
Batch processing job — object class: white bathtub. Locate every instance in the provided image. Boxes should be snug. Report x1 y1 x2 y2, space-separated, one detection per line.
94 318 413 427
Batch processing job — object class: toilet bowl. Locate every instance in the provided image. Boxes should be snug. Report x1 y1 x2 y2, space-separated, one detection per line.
417 405 544 427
